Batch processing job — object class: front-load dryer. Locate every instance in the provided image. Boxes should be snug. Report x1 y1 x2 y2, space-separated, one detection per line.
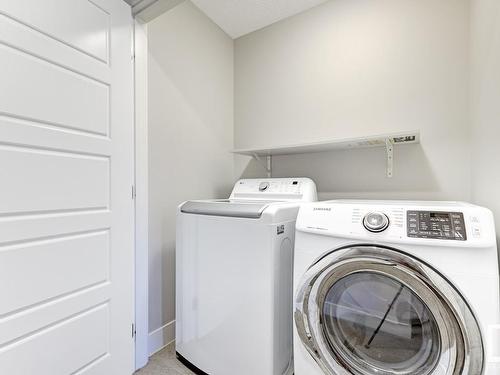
176 178 317 375
293 200 500 375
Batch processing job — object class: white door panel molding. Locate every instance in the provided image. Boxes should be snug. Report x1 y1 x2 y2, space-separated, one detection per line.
0 0 134 373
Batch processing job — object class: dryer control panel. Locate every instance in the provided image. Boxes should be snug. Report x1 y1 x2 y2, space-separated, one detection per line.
296 201 496 247
407 211 467 241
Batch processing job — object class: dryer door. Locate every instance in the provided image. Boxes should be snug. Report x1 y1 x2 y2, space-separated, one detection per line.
295 245 483 375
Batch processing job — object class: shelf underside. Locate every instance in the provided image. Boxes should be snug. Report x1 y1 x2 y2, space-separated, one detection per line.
232 131 420 157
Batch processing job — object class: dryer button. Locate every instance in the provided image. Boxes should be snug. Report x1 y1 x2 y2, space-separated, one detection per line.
472 226 481 238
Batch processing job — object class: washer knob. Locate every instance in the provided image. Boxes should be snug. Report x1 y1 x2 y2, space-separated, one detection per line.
363 212 390 232
259 182 269 192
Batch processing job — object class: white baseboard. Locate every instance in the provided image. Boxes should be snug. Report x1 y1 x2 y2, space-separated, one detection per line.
148 320 175 356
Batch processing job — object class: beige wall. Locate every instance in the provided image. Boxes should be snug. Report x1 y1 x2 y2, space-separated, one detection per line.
235 0 471 201
144 0 500 351
147 0 234 344
470 0 500 244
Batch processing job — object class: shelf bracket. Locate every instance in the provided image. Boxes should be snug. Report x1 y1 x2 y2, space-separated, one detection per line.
252 153 272 178
385 138 394 178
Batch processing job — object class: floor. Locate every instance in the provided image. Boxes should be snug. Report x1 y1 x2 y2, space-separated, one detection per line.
136 343 195 375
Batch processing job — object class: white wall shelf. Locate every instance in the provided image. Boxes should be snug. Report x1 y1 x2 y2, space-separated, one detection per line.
232 130 420 178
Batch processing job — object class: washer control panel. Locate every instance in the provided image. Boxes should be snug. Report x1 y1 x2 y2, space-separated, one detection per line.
230 178 318 202
407 211 467 241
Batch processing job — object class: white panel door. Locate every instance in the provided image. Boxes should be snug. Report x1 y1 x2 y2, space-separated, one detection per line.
0 0 135 374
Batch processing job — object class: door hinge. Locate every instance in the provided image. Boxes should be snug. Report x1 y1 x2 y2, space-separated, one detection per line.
132 323 136 339
132 185 136 200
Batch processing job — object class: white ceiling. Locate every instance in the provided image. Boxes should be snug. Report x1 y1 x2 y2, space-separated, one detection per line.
190 0 329 39
125 0 329 38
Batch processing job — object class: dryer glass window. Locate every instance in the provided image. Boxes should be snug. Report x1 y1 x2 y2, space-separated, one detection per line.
322 272 441 375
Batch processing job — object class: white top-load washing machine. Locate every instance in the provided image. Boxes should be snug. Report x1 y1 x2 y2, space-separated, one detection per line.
176 178 317 375
293 200 500 375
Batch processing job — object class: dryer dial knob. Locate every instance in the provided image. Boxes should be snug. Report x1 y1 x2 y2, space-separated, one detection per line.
363 212 390 233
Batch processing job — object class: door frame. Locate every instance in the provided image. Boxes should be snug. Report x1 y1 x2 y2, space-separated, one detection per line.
134 17 150 370
133 1 189 367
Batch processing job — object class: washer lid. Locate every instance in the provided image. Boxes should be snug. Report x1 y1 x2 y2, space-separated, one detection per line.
180 200 271 218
